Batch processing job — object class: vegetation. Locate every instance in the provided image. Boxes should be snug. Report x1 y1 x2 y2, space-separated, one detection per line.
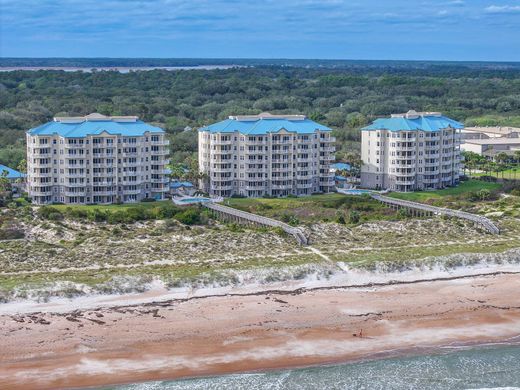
38 202 210 225
226 193 408 225
463 150 520 180
2 63 520 169
387 179 503 209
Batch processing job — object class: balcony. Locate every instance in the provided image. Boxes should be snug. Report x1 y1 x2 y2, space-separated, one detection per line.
395 145 416 152
66 182 87 187
295 174 311 180
151 177 169 184
151 140 170 146
211 139 233 146
320 154 336 165
211 149 232 156
211 184 233 191
92 190 117 196
321 136 336 143
122 188 142 195
319 146 335 152
395 170 416 177
296 182 313 189
121 151 139 157
395 179 415 186
92 181 116 186
272 184 292 190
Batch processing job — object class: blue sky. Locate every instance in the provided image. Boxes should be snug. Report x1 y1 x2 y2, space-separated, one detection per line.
1 0 520 61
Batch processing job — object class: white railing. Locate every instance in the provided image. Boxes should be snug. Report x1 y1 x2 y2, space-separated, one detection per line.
371 194 500 235
204 202 308 245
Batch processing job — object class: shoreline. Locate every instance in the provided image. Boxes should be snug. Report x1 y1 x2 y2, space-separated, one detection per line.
2 258 520 315
1 272 520 389
106 339 520 389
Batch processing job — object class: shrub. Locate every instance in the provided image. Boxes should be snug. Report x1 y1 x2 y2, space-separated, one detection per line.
281 213 300 226
141 198 156 202
175 208 203 225
336 214 346 224
38 206 64 221
349 210 360 224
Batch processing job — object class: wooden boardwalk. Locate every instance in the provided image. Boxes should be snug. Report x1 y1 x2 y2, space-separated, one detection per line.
371 193 500 235
203 202 308 245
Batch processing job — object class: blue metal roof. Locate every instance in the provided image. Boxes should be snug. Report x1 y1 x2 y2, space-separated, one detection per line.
362 115 463 132
28 120 164 138
170 181 194 189
331 162 351 171
0 164 25 180
200 118 331 135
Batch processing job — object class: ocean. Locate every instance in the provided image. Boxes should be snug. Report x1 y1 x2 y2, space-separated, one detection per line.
108 344 520 390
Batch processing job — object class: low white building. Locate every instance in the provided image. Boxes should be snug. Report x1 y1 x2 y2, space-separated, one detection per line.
361 110 463 192
461 126 520 140
461 138 520 159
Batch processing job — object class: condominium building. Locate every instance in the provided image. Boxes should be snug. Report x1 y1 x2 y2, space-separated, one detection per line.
26 113 169 204
198 113 335 197
360 110 463 192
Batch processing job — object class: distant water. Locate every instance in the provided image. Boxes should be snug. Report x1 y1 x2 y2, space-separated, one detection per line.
109 344 520 390
0 65 240 73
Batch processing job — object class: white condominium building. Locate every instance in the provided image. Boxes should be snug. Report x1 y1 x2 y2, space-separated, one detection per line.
26 113 169 204
198 113 336 197
360 110 463 192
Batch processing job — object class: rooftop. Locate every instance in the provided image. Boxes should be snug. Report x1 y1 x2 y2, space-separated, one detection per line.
28 113 164 138
0 164 24 180
463 138 520 145
170 181 194 189
200 112 331 135
331 162 351 171
463 126 520 136
362 110 464 132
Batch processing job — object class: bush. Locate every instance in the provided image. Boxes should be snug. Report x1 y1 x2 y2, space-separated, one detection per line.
349 210 360 224
141 198 156 202
175 208 203 225
336 214 346 224
38 206 64 221
281 213 300 226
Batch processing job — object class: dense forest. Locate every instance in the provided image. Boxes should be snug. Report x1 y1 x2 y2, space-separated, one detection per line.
1 63 520 169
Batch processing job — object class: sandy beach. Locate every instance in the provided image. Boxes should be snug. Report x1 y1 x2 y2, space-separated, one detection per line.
1 272 520 389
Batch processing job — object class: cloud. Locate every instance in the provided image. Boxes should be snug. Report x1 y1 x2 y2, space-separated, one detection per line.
485 5 520 13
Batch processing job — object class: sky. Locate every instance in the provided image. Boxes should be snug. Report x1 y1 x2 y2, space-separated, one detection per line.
1 0 520 61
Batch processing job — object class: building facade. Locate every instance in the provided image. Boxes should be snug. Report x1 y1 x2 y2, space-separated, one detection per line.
360 111 463 192
198 113 335 197
26 113 169 205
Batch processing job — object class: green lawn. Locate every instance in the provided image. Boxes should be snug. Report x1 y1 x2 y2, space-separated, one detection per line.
470 167 520 180
51 200 172 212
387 179 502 202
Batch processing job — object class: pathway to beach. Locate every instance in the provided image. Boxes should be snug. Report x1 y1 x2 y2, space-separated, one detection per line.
1 272 520 389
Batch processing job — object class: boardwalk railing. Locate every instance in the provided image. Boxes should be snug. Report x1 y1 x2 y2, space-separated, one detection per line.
371 193 500 235
203 202 308 245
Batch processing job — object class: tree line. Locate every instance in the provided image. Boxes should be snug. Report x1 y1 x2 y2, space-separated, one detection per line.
1 65 520 170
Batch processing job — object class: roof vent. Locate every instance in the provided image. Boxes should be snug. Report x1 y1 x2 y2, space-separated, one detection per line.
405 110 419 119
229 112 306 121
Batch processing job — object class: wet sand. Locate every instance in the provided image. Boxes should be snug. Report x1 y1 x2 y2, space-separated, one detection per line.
1 273 520 389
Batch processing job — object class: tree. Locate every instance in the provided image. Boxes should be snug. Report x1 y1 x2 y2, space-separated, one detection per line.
0 170 11 206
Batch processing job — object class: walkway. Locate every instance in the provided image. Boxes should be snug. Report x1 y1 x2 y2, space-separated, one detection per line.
203 202 308 245
371 193 500 235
